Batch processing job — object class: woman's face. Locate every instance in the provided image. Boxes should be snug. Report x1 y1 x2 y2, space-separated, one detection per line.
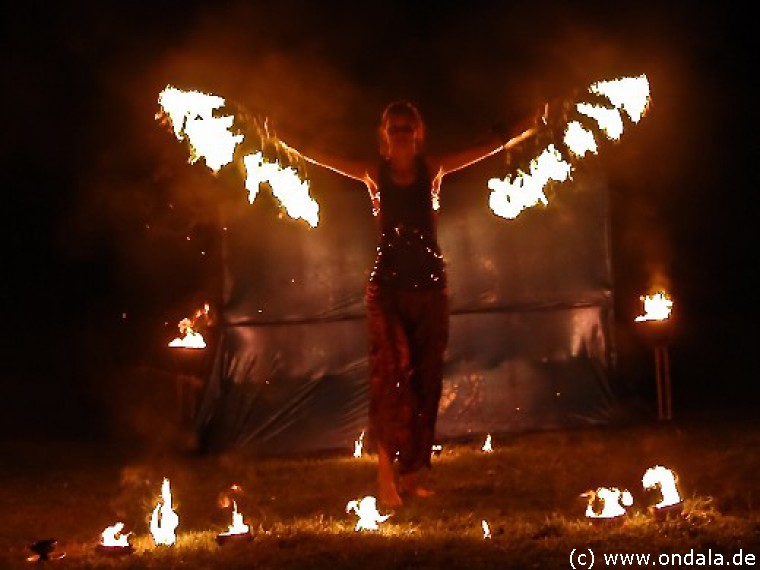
384 114 419 152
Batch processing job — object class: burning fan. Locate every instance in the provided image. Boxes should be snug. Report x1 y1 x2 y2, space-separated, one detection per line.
157 86 319 227
489 74 651 220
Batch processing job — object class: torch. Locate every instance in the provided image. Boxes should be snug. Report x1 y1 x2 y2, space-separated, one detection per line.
634 291 674 421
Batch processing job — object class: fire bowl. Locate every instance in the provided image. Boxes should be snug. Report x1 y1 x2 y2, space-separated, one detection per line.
216 532 253 546
97 544 135 556
586 515 626 528
634 318 674 347
651 502 684 522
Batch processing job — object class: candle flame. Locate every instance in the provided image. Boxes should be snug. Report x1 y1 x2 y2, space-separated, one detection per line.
150 478 179 546
218 501 250 536
481 434 493 453
635 291 673 322
642 465 682 508
481 520 491 539
100 522 131 547
345 496 391 531
353 431 365 458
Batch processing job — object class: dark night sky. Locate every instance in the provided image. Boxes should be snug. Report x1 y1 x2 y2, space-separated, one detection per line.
1 2 756 439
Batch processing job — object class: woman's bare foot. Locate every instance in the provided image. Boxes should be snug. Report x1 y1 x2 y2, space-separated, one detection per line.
399 471 435 498
377 446 403 507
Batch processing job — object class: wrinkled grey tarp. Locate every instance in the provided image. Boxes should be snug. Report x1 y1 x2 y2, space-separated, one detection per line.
196 159 618 455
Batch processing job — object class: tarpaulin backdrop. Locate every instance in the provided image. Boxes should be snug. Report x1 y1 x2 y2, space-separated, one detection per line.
196 158 617 455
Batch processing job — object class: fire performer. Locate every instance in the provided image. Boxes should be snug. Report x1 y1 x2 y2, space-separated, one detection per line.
282 102 536 506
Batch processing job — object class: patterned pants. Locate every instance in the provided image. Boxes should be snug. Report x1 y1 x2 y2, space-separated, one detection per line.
365 283 449 475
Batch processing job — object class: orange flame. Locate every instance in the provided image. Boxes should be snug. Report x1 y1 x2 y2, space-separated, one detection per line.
168 304 209 349
218 501 250 537
100 522 131 547
353 431 365 458
150 478 179 546
635 291 673 322
642 465 682 508
345 496 391 531
583 487 633 519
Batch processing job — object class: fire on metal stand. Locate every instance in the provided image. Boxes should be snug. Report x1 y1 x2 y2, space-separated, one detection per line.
634 292 674 421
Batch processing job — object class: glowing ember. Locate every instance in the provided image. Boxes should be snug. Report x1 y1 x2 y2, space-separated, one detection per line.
168 304 210 349
243 151 319 227
100 522 131 548
482 520 491 539
150 478 179 546
635 291 673 322
218 501 250 537
642 465 682 508
345 496 391 531
583 487 634 519
481 434 493 453
353 431 365 458
157 86 243 172
488 144 572 220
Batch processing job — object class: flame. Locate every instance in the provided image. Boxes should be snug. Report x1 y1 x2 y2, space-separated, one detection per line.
243 151 319 227
488 144 572 220
575 103 624 141
150 478 179 546
218 501 250 536
481 434 493 453
431 444 443 453
491 74 650 219
100 522 131 547
157 86 243 172
481 520 491 539
345 496 391 531
642 465 682 508
353 431 365 458
635 291 673 322
564 121 598 158
590 75 651 123
168 303 210 349
583 487 633 519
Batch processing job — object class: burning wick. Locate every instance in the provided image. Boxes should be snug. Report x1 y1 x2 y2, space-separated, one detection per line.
481 434 493 453
217 501 252 545
150 478 179 546
582 487 633 520
345 496 391 531
642 465 682 509
353 431 365 458
481 520 491 539
635 292 673 322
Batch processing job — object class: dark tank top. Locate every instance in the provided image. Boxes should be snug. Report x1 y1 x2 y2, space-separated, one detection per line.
369 156 447 290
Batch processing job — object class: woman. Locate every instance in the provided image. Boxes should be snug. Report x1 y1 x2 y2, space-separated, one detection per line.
290 102 534 506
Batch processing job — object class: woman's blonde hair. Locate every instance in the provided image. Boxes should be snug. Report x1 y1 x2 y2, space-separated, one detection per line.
378 101 426 157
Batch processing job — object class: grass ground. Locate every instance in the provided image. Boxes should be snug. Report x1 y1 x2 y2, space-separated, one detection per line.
1 413 759 569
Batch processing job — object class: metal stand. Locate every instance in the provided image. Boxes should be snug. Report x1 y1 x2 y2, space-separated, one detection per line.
653 344 672 421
